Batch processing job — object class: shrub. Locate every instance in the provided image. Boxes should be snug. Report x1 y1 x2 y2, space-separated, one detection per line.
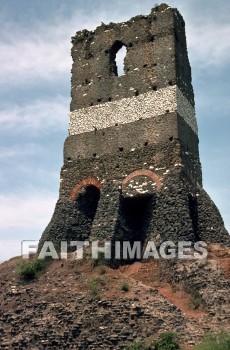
125 340 149 350
192 331 230 350
87 277 105 298
152 332 180 350
17 259 48 280
98 265 106 275
188 288 205 310
171 284 179 293
121 281 129 292
90 251 106 269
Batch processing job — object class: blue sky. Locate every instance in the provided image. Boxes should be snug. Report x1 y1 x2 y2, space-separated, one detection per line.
0 0 229 262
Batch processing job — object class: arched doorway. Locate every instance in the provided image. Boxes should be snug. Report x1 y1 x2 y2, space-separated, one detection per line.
76 185 100 223
114 170 161 261
70 181 101 240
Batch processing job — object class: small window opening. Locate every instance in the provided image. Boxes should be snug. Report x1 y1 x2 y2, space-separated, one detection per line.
110 41 127 77
118 147 124 152
116 45 127 76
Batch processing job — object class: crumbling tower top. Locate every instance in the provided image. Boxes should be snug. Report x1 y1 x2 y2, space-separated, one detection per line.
70 3 194 111
68 3 200 186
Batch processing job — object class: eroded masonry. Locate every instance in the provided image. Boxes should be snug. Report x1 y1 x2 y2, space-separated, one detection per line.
39 3 229 253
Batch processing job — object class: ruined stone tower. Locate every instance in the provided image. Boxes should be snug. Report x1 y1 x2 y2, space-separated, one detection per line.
39 3 229 251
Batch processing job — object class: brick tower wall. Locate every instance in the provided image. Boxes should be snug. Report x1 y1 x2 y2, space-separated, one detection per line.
39 4 229 252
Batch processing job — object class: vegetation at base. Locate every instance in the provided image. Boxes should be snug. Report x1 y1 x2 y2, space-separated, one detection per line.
125 340 149 350
89 251 106 269
152 332 180 350
125 331 230 350
171 284 179 293
98 265 106 275
187 287 205 310
192 331 230 350
16 259 49 280
87 277 105 298
68 260 78 268
121 281 129 292
125 333 180 350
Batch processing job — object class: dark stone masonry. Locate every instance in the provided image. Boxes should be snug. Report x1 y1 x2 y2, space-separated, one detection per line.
39 3 229 253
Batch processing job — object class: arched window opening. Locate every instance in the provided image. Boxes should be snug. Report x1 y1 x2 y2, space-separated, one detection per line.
116 46 127 76
110 41 127 77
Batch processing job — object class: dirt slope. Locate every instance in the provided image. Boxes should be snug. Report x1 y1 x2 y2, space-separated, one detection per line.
0 244 229 349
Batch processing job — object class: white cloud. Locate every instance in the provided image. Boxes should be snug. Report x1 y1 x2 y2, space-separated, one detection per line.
0 38 71 84
0 192 57 232
0 192 58 262
0 96 68 132
0 9 103 86
187 20 230 67
0 14 72 85
0 143 44 159
0 239 22 263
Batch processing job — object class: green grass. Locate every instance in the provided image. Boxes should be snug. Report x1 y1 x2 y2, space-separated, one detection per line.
98 265 106 275
121 281 129 292
125 340 149 350
16 259 48 280
125 333 180 350
152 332 180 350
187 287 205 310
90 251 106 269
87 277 105 298
192 331 230 350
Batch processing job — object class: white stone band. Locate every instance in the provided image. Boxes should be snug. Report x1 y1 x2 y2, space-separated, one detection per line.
69 86 197 135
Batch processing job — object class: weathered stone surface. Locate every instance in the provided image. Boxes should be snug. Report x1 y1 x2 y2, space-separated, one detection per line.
39 3 229 252
0 250 229 349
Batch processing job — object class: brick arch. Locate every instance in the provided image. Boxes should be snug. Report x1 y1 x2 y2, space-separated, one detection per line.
70 177 102 201
122 169 163 191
